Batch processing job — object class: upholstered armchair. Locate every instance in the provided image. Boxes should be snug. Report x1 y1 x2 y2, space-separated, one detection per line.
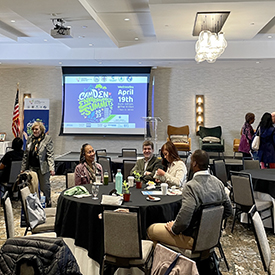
167 125 191 153
198 126 224 157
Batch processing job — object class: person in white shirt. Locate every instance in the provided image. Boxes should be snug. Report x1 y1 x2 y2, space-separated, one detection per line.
154 141 187 187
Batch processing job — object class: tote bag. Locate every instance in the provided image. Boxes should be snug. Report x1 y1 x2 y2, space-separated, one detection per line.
26 192 46 229
251 128 260 151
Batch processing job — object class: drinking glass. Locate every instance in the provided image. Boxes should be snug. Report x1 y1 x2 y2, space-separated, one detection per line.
91 184 99 200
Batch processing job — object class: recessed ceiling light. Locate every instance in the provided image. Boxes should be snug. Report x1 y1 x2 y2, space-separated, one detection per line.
165 24 169 27
256 61 260 64
124 18 130 21
89 43 93 46
78 36 85 39
44 39 47 42
59 62 62 65
82 25 88 29
99 62 102 64
135 37 139 41
268 35 272 39
251 22 255 25
11 20 15 23
138 62 142 64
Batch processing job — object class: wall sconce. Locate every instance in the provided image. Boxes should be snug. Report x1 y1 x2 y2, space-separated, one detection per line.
196 95 204 135
23 93 31 99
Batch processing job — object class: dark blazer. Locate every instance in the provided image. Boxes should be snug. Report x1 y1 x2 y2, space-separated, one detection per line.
130 156 163 182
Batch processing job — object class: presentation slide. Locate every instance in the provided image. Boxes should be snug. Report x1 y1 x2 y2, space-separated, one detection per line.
62 74 149 135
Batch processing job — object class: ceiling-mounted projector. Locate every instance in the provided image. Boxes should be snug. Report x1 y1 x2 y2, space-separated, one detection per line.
50 18 73 38
51 28 72 38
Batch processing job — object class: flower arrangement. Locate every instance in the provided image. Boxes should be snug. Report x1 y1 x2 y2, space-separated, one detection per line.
123 180 130 194
133 171 141 182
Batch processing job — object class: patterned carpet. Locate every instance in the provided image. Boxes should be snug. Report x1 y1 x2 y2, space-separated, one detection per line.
0 175 274 275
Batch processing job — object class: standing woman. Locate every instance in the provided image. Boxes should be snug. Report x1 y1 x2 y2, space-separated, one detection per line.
238 112 255 158
21 121 55 207
74 143 103 185
256 112 275 169
154 141 187 187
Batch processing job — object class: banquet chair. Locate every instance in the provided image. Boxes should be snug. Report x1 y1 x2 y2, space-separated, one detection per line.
233 138 241 158
243 158 260 170
97 156 113 182
230 171 274 233
198 126 224 158
166 202 228 273
101 208 154 275
249 205 275 274
0 160 22 199
2 191 15 239
121 148 137 158
123 159 136 181
167 125 191 154
96 149 107 161
18 183 56 235
213 159 231 189
151 244 199 274
66 172 75 188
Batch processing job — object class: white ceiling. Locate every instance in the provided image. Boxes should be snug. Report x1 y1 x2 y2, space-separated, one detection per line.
0 0 275 67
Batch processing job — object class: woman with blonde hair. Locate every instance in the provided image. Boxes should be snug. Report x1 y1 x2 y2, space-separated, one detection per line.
21 121 55 207
154 141 187 187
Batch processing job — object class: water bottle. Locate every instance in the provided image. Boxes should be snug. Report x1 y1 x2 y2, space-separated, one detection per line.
40 195 46 208
115 169 123 194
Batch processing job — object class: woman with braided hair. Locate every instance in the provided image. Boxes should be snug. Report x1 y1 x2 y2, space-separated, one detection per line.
74 143 103 186
21 121 55 207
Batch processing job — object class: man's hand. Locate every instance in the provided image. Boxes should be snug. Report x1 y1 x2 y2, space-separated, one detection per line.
145 171 152 175
50 170 55 176
165 221 174 233
156 168 165 176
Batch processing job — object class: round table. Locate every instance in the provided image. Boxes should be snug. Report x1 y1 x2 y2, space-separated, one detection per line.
54 183 182 265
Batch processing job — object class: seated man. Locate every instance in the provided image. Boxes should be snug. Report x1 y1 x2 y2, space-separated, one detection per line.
130 140 163 182
147 149 232 249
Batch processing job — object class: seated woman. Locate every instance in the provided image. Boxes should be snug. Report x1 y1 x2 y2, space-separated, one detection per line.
154 141 187 187
0 137 24 183
74 143 103 185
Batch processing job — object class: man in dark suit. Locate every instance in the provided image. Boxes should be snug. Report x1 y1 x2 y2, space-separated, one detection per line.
130 140 163 182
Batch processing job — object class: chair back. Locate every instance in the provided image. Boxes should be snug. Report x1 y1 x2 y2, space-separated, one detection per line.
199 126 222 139
5 146 13 153
66 173 75 188
97 156 113 182
8 160 22 184
96 149 107 161
123 160 136 180
193 203 224 252
213 159 228 187
249 205 271 273
103 209 142 259
18 183 31 224
230 171 255 209
121 148 137 158
167 125 189 137
243 159 260 170
2 191 14 238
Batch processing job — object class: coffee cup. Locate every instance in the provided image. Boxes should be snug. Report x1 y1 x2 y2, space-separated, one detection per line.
128 176 134 187
171 185 176 192
161 183 168 195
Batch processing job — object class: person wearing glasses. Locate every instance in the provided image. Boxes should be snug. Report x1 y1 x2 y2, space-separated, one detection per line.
130 140 162 183
154 141 187 187
21 121 55 207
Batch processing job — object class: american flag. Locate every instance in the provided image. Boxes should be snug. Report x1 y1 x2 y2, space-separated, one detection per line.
12 89 20 137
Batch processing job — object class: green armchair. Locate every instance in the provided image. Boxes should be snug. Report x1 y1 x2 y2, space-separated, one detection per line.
199 126 224 157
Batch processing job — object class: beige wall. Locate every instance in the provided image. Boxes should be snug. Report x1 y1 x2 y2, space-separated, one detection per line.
0 62 274 157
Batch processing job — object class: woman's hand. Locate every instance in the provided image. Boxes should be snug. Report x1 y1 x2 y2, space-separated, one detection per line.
50 170 55 176
165 221 174 233
156 168 165 177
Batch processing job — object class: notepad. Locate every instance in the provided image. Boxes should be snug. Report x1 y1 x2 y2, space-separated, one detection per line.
141 191 163 196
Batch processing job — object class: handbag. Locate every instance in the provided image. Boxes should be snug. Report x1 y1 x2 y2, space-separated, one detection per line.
26 192 46 229
251 128 260 151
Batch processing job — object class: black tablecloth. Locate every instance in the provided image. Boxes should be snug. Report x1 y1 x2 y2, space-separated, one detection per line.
242 169 275 198
54 183 182 265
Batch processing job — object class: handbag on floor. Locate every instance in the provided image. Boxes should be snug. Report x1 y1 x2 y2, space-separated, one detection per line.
26 192 46 229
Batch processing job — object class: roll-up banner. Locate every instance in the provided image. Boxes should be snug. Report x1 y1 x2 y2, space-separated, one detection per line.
23 98 49 149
